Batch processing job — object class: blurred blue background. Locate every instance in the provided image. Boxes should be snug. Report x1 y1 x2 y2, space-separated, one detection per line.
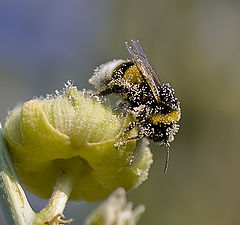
1 1 240 225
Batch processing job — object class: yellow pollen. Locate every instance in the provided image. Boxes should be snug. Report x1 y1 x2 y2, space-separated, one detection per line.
150 110 181 125
123 65 144 84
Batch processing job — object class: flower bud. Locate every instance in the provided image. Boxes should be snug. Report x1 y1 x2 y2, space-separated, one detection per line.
4 84 153 202
85 187 145 225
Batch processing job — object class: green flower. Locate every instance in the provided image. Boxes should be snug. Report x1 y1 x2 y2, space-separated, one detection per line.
4 84 153 202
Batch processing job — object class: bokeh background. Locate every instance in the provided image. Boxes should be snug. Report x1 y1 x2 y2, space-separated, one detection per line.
0 0 240 225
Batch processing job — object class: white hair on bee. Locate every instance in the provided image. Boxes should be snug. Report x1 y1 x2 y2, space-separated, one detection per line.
89 59 126 92
166 123 180 143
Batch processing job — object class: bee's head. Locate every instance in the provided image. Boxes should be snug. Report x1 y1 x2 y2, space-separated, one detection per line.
89 59 126 93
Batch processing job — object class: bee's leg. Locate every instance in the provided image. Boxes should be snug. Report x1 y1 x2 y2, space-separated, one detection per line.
123 121 137 135
118 101 134 114
98 88 112 96
121 121 137 139
126 134 141 142
118 101 128 109
115 121 139 148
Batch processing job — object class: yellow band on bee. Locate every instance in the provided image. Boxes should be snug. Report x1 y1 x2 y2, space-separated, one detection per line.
150 109 181 125
123 65 144 84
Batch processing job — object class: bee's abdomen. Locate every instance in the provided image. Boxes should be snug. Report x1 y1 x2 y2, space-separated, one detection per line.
149 110 181 125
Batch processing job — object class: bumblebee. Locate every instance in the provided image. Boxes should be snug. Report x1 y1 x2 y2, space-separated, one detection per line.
89 38 181 172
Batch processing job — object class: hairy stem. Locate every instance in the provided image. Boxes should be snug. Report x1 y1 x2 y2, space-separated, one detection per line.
34 173 73 224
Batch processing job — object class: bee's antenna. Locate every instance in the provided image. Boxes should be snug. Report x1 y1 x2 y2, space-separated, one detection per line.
164 146 170 173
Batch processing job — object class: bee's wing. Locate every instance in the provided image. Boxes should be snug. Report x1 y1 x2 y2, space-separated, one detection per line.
131 38 162 84
125 38 161 103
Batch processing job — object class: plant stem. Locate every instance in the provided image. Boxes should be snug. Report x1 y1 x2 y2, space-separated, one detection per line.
34 173 73 225
0 124 35 225
0 123 73 225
